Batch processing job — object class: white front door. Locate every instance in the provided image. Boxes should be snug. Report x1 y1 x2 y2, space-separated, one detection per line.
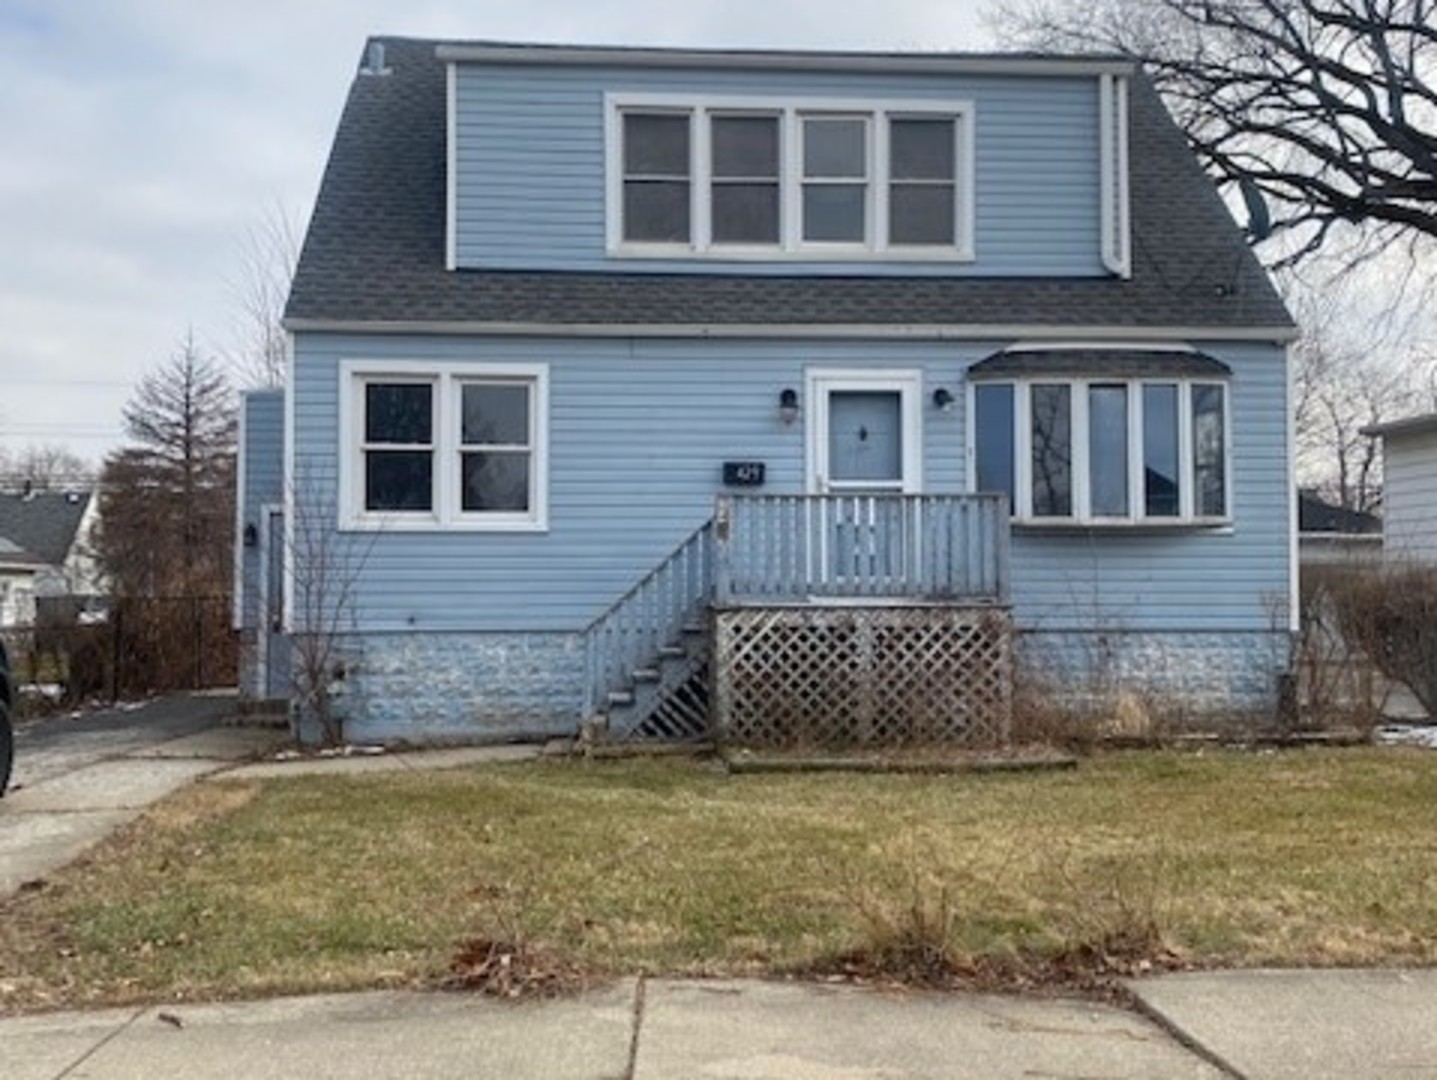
806 370 923 588
807 370 922 495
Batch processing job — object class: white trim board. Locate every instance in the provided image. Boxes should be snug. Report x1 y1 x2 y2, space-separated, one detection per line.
434 43 1136 79
285 318 1301 343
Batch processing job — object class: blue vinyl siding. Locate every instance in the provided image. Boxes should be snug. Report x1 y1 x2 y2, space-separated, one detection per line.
292 333 1289 637
238 390 284 630
453 64 1103 276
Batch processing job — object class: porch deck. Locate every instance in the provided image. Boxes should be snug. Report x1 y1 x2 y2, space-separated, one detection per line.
586 493 1013 746
714 493 1009 606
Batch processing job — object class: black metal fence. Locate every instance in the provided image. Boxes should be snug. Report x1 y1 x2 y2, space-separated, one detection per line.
0 596 237 716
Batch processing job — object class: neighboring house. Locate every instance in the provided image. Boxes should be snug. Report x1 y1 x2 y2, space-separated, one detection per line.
237 37 1297 744
1363 411 1437 563
1297 489 1381 569
0 489 104 628
234 390 288 701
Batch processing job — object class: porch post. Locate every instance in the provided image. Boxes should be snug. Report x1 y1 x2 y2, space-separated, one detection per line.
713 494 733 606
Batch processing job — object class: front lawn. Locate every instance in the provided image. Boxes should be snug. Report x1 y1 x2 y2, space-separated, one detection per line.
2 748 1436 1010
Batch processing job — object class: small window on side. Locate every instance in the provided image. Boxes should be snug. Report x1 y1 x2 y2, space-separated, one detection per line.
1193 384 1227 517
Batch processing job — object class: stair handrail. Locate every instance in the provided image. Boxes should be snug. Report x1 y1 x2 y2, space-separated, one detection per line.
582 520 714 718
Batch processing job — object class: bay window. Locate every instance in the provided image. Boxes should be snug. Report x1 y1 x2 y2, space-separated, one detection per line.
971 377 1230 525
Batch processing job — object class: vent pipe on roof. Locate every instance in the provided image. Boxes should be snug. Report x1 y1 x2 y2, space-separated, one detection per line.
360 41 391 77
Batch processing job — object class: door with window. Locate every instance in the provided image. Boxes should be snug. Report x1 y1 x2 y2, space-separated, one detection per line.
807 371 922 589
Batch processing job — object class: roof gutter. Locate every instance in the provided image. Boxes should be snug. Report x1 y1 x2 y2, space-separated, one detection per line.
1361 412 1437 439
284 317 1299 343
433 43 1136 79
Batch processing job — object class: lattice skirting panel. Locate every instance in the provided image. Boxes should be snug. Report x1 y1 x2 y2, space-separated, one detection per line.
713 605 1013 748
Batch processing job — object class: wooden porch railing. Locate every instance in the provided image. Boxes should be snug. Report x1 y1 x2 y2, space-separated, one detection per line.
582 521 714 718
714 493 1009 605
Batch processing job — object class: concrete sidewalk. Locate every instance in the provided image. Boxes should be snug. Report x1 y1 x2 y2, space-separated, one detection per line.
1 978 1220 1080
5 970 1434 1079
1127 968 1437 1079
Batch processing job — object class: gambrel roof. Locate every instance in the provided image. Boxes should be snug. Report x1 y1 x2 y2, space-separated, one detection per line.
286 37 1293 336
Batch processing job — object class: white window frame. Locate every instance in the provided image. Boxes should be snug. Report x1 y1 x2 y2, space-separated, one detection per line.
604 93 975 261
966 377 1232 527
339 360 549 533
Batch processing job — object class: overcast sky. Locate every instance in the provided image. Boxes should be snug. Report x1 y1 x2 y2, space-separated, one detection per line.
0 2 999 466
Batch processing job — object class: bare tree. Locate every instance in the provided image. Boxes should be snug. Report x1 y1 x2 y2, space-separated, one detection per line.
95 333 236 597
1290 286 1435 510
224 203 300 389
990 0 1437 268
284 464 374 746
0 445 95 493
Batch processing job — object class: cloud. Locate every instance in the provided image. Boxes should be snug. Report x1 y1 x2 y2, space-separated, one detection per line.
0 0 993 460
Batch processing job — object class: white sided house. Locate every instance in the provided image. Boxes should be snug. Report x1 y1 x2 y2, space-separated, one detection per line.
1364 411 1437 564
236 38 1298 745
0 490 103 628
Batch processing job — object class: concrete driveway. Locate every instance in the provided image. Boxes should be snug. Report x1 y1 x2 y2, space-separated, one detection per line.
0 693 285 898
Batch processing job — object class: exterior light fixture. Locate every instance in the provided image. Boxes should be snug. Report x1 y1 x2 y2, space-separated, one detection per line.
779 388 800 424
932 387 955 412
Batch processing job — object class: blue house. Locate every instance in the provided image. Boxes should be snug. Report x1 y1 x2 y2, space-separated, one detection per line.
236 37 1297 745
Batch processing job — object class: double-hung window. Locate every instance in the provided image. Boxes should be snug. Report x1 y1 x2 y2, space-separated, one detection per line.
711 113 781 245
889 117 958 246
621 112 691 244
608 95 973 258
343 362 549 531
361 380 436 513
801 115 869 244
972 377 1230 525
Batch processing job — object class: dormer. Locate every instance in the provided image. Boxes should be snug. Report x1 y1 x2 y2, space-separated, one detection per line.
436 43 1133 279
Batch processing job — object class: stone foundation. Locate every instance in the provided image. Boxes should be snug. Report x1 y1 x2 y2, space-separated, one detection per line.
1014 629 1292 728
316 631 585 745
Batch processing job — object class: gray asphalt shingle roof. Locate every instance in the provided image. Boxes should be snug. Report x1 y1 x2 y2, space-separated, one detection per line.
286 37 1292 333
0 491 91 567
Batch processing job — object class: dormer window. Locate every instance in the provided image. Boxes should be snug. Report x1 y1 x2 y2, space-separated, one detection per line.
801 115 869 244
711 114 781 245
606 94 974 260
621 113 691 243
889 117 957 246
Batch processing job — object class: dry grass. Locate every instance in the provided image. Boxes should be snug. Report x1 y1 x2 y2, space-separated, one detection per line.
2 747 1437 1011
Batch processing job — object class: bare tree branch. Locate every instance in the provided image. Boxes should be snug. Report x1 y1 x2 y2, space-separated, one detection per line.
223 202 300 390
991 0 1437 266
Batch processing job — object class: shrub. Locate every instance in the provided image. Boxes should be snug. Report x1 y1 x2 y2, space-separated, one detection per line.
1331 563 1437 718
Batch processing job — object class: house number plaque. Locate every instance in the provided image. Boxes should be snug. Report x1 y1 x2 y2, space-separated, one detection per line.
722 461 766 487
